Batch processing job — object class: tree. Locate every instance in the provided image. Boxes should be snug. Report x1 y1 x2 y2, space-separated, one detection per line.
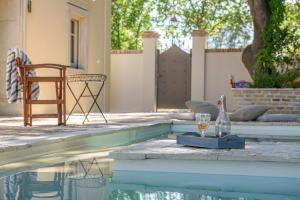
111 0 154 50
112 0 253 50
284 1 300 59
153 0 253 49
244 0 300 88
241 0 270 78
111 0 299 53
242 0 300 78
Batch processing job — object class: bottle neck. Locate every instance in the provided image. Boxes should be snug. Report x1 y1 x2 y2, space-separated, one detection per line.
219 99 227 113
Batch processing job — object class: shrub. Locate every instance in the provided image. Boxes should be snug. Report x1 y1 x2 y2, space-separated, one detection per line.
251 70 299 88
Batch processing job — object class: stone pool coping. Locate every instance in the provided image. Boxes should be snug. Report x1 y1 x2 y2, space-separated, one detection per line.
110 139 300 163
0 113 171 153
172 120 300 126
172 120 300 140
2 120 299 153
0 121 171 153
0 113 300 157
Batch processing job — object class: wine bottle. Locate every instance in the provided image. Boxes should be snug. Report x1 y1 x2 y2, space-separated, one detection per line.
215 95 231 137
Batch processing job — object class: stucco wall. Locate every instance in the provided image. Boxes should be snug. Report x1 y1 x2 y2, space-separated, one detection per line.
0 0 111 116
110 52 144 112
110 49 251 112
0 0 25 115
26 0 111 115
205 50 252 111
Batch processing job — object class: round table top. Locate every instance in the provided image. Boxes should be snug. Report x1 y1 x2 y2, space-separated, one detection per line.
67 74 107 82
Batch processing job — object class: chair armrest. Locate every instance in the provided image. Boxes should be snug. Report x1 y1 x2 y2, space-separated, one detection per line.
15 57 69 71
23 64 69 71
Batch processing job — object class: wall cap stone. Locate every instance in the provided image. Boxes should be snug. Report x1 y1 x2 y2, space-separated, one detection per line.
111 50 143 54
142 31 160 38
206 48 243 53
192 29 209 37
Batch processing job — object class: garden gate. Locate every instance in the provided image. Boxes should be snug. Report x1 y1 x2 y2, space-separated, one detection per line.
157 45 191 109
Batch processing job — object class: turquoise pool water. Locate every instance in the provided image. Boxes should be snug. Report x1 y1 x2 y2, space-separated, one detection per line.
0 122 299 200
0 155 299 200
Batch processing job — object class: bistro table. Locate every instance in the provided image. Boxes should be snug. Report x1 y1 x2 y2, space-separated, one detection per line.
67 74 107 124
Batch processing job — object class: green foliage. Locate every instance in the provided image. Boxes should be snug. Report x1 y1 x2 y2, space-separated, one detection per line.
111 0 300 54
253 0 300 88
111 0 154 50
251 70 299 88
112 0 253 50
153 0 253 49
284 1 300 58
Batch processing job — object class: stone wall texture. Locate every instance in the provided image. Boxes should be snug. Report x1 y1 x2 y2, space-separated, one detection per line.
232 88 300 114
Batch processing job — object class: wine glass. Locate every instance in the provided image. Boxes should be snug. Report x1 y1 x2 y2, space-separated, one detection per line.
195 113 211 138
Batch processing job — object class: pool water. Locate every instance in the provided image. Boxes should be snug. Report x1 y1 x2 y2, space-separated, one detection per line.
0 153 299 200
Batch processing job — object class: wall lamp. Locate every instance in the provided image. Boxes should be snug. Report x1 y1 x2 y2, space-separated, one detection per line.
28 0 32 13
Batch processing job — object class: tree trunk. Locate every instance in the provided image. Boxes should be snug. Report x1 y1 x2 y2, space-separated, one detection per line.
242 0 270 78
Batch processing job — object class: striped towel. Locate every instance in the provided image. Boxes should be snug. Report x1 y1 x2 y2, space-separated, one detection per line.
6 48 39 104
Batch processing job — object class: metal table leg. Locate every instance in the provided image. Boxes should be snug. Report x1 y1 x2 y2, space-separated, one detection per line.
66 83 90 123
82 82 107 124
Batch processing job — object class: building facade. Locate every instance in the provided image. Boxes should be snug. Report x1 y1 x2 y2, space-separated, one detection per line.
0 0 111 115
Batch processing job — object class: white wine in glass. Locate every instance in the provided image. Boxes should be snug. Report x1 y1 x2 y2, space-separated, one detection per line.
195 113 211 138
198 123 209 133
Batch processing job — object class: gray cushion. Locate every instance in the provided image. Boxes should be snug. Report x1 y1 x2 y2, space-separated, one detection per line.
257 114 300 122
169 112 195 120
230 105 269 121
185 101 218 120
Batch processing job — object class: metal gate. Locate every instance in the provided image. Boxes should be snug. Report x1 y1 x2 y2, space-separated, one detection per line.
157 45 191 109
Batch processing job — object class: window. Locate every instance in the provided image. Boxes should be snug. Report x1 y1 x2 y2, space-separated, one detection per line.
68 2 88 69
70 19 79 67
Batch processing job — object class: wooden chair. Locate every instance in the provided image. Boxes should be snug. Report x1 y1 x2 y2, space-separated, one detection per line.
16 57 68 126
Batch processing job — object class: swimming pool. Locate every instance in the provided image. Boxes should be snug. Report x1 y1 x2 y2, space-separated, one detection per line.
0 153 299 200
0 122 300 199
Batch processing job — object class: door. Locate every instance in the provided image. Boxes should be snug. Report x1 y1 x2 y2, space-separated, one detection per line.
157 45 191 109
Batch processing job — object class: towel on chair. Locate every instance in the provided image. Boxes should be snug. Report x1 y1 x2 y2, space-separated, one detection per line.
6 48 39 104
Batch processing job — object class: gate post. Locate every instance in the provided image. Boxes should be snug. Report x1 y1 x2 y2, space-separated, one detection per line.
191 30 208 101
142 31 160 112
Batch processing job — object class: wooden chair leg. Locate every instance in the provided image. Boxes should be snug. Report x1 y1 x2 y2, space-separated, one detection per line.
29 82 33 126
63 75 66 125
55 82 59 125
55 82 61 125
59 80 63 125
23 91 27 126
23 81 28 126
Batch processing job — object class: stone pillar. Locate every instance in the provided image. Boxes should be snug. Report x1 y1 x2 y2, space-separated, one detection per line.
191 30 208 101
142 31 160 112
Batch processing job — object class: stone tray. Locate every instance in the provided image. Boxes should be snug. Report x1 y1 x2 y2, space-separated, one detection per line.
177 132 245 149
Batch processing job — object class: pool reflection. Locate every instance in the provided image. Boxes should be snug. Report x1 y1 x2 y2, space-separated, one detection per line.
0 157 299 200
0 158 108 200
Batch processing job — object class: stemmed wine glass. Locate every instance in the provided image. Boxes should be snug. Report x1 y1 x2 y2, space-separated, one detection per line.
195 113 211 138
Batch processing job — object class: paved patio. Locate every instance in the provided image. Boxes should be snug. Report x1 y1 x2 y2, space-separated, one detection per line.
1 112 300 152
0 113 171 151
111 139 300 163
111 138 300 178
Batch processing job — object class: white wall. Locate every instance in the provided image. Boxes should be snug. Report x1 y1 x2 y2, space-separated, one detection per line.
110 49 252 112
205 50 252 111
0 0 111 116
110 52 144 112
0 0 23 115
